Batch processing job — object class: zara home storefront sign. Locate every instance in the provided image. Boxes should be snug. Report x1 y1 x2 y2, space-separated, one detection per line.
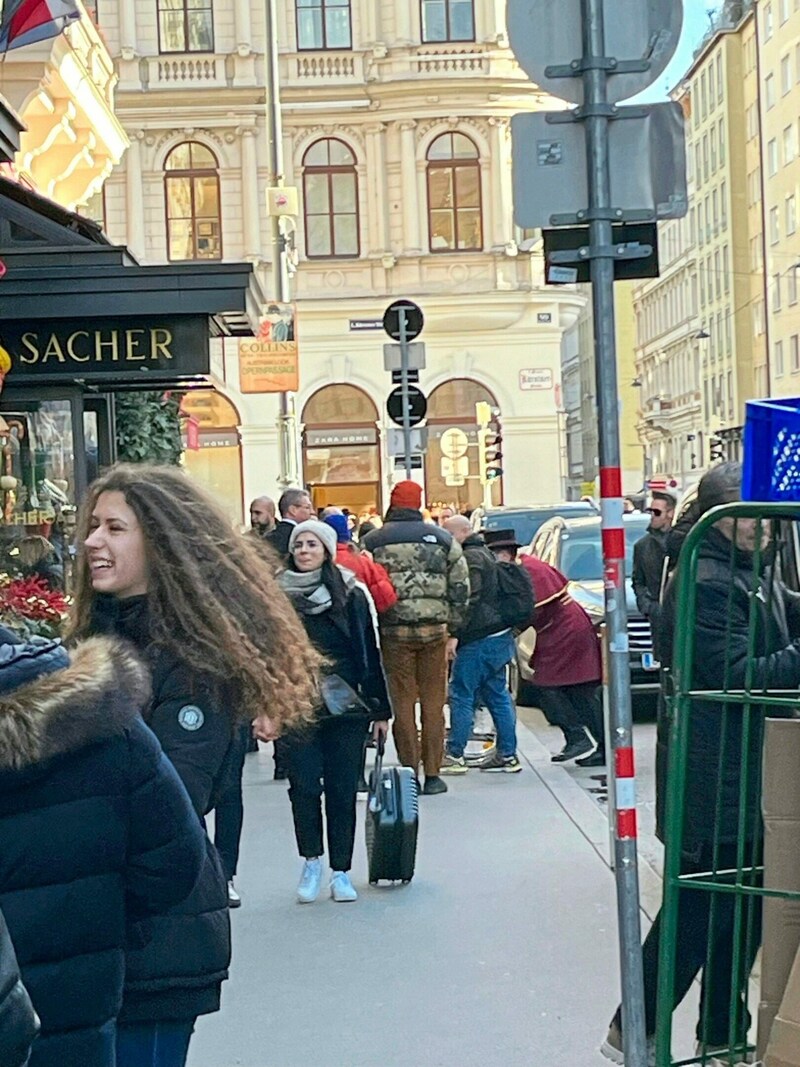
0 316 210 383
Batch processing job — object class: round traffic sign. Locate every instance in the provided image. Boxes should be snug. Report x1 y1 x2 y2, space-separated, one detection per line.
387 385 427 427
383 300 424 342
507 0 683 105
440 428 469 460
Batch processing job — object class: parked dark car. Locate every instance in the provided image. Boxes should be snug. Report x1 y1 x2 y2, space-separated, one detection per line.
515 513 659 710
470 501 599 545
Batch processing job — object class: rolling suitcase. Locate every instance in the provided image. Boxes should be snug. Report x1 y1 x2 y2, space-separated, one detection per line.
365 735 419 884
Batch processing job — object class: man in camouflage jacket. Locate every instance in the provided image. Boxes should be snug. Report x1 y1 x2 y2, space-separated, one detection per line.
363 481 469 794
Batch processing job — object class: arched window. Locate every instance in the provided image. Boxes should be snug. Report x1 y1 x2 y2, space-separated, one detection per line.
302 138 359 258
158 0 214 53
420 0 474 42
426 132 482 253
164 142 222 261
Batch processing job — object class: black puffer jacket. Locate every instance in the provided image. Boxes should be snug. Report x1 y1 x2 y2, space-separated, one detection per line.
656 527 800 853
0 906 38 1067
88 595 233 1024
0 638 206 1067
451 534 506 646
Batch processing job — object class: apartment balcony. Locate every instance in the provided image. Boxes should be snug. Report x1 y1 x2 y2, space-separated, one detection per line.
1 2 127 209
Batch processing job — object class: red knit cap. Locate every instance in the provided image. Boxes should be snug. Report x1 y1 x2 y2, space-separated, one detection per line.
390 480 422 510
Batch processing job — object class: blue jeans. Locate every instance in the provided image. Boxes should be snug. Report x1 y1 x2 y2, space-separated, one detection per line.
116 1021 195 1067
447 631 518 758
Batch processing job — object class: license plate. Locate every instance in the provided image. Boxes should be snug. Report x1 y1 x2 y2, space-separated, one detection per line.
641 653 660 671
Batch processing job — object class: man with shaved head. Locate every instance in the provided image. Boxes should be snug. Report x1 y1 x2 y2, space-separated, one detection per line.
441 516 521 773
249 496 276 538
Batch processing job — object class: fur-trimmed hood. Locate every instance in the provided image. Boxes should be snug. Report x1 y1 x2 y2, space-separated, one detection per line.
0 636 151 773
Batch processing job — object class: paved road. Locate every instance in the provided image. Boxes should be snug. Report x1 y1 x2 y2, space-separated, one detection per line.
191 720 632 1067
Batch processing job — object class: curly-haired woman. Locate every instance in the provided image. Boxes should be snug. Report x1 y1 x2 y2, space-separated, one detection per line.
275 520 392 904
69 464 322 1067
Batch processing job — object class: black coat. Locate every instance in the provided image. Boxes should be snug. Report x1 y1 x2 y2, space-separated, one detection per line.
0 906 38 1067
88 596 232 1023
295 577 392 719
452 534 506 647
0 638 206 1067
631 528 668 657
656 527 800 853
265 519 295 557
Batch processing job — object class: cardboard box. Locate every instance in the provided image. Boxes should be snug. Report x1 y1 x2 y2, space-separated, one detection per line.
759 719 800 1062
765 943 800 1067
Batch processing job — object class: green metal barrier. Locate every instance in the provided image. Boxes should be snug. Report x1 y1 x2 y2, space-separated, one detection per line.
655 502 800 1066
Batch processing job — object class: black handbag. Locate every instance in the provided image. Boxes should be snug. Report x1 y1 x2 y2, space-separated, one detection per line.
319 673 373 717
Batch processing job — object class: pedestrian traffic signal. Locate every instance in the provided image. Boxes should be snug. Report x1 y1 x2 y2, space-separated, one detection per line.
479 427 504 484
709 437 725 463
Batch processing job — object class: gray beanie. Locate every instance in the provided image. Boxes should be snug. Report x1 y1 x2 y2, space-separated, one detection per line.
697 461 742 513
288 519 337 560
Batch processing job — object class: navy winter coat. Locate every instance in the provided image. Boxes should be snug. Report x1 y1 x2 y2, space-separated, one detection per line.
89 595 233 1023
0 905 38 1067
0 637 206 1067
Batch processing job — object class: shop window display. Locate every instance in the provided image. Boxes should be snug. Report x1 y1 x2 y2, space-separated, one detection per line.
0 399 75 635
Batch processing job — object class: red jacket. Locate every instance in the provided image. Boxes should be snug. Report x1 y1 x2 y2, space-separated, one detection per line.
335 545 398 615
520 555 601 687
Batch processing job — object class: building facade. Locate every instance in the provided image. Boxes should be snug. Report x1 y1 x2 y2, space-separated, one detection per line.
562 283 643 499
1 1 127 212
633 2 759 487
97 0 586 521
756 0 800 396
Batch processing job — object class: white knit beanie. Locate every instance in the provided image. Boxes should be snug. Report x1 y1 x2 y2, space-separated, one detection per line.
288 519 337 560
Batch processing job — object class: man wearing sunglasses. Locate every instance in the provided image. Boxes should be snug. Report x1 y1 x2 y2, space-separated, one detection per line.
632 489 676 660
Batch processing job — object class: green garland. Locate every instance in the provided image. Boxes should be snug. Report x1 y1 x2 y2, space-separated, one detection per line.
115 392 183 465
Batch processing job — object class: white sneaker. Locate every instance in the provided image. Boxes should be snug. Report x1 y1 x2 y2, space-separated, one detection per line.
600 1021 656 1066
330 870 358 902
227 879 241 908
296 858 322 903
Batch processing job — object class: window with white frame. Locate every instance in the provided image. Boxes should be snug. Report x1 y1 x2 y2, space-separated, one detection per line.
766 73 776 109
776 339 785 377
770 206 780 244
769 138 779 175
790 268 799 305
792 335 800 373
784 124 796 164
787 193 797 235
765 2 774 39
782 54 792 95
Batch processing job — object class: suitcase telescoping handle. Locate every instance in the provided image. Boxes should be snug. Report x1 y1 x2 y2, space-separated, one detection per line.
369 733 386 814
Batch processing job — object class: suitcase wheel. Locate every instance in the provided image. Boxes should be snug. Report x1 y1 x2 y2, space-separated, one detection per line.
369 879 378 886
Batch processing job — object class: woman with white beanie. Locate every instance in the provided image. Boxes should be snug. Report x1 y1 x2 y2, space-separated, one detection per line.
278 520 392 903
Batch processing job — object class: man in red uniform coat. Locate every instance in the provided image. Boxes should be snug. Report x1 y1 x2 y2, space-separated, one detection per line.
485 530 604 766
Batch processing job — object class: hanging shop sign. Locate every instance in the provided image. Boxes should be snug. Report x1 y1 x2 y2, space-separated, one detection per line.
0 316 211 384
239 302 299 393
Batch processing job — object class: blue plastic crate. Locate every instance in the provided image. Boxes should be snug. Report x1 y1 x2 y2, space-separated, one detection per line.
743 397 800 501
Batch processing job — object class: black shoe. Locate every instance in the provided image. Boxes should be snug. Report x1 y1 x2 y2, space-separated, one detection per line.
551 736 594 763
274 768 288 781
576 749 606 768
356 776 369 794
422 775 448 795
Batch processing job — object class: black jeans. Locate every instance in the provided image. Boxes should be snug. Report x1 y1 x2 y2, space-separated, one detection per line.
613 842 760 1045
213 724 250 881
284 716 368 872
532 682 603 747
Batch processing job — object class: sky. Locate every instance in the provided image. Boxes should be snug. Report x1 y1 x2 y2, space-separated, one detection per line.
637 1 722 101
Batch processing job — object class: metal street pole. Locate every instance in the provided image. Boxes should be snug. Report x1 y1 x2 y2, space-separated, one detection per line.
264 0 293 488
582 0 647 1063
399 308 412 478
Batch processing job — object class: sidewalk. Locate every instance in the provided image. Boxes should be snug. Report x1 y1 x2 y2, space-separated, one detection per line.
190 718 685 1067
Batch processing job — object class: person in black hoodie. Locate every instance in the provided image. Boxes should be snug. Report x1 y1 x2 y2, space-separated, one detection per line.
0 904 38 1067
0 630 206 1067
276 519 392 904
68 464 323 1067
603 462 800 1062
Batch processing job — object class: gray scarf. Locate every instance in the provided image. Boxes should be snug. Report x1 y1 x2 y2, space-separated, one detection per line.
279 567 332 615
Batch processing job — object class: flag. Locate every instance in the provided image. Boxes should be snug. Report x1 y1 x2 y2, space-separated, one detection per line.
0 0 80 54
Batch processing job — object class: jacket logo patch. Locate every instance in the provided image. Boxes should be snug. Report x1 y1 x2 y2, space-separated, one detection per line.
178 705 205 731
422 535 438 543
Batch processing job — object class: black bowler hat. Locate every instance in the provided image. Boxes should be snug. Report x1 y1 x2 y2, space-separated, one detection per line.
484 528 521 551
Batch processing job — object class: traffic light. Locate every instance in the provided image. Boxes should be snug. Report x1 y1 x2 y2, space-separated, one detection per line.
479 425 504 484
709 437 725 462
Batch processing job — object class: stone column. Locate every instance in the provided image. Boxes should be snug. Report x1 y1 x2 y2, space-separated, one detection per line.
240 127 261 259
395 2 413 44
234 0 252 51
489 118 512 248
125 132 145 260
118 0 137 55
397 121 421 254
365 123 388 254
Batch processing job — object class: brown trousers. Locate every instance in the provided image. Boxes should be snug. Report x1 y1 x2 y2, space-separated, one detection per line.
381 633 448 777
